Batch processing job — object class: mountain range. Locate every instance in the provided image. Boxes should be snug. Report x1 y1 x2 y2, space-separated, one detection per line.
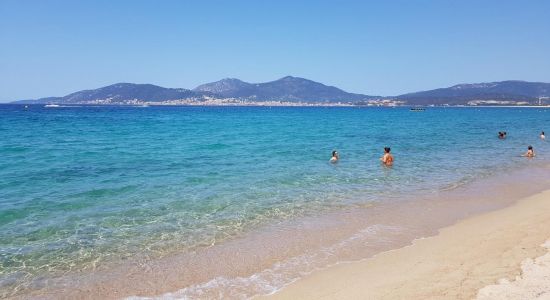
11 77 550 106
194 76 371 102
397 81 550 105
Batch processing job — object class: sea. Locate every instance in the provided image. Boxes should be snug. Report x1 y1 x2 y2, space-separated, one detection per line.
1 104 549 299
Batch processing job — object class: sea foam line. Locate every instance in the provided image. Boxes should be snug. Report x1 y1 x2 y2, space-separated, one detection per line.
126 224 401 300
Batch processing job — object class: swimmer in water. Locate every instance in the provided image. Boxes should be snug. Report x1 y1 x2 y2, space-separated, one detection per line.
523 145 535 158
541 131 545 140
380 147 394 166
330 150 339 163
498 131 506 139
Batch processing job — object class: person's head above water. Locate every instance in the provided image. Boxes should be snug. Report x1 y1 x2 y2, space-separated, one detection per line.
330 150 339 163
384 147 391 153
528 145 533 150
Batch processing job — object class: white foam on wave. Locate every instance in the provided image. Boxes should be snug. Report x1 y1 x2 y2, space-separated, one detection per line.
126 224 401 300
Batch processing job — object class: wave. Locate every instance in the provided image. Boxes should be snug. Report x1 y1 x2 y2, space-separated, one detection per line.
126 224 402 300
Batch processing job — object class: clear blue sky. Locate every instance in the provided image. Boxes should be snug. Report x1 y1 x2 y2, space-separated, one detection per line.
1 0 549 102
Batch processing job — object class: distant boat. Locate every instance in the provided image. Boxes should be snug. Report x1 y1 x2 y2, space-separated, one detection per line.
410 107 425 112
44 104 60 108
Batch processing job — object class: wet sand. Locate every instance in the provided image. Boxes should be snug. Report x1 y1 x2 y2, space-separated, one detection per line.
262 189 550 300
7 166 550 299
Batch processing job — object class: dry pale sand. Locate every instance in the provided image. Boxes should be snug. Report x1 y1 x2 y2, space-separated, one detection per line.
476 240 550 300
261 189 550 300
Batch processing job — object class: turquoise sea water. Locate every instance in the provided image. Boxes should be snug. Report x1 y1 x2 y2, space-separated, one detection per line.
0 105 549 297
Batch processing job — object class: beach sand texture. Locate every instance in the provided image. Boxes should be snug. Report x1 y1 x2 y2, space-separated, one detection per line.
476 240 550 300
263 189 550 300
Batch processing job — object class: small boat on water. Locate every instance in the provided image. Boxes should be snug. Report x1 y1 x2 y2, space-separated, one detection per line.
410 107 425 112
44 104 60 108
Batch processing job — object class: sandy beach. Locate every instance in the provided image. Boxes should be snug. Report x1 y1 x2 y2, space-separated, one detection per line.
4 105 550 299
262 189 550 300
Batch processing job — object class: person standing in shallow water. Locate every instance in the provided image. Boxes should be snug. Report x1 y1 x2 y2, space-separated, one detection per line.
381 147 394 166
330 150 339 163
541 131 545 140
523 145 535 158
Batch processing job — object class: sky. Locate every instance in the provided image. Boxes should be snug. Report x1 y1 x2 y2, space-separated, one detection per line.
1 0 550 102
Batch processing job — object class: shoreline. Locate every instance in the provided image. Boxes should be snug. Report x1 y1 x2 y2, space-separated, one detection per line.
7 165 550 299
261 188 550 300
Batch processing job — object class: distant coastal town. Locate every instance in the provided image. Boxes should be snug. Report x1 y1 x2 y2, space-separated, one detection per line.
74 96 408 107
10 78 550 107
43 97 550 107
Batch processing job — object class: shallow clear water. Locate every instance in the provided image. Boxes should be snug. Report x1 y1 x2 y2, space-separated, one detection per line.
0 105 549 297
